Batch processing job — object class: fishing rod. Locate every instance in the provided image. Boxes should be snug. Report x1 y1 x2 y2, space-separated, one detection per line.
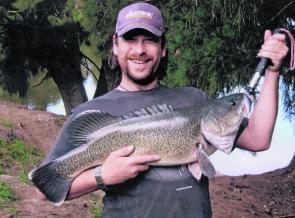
245 28 295 100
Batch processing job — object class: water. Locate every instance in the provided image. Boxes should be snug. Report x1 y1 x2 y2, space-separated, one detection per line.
47 74 97 115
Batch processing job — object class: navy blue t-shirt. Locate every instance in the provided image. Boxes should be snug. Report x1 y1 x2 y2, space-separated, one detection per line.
45 86 213 218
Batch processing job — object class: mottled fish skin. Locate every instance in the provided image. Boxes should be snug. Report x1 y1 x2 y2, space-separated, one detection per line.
28 93 251 205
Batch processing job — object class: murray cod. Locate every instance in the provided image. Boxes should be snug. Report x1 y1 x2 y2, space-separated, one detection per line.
29 93 251 205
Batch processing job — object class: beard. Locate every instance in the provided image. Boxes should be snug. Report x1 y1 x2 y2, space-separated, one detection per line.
124 54 160 85
125 65 158 86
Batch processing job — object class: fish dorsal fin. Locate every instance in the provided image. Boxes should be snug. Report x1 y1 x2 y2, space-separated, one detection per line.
121 104 174 119
67 110 119 146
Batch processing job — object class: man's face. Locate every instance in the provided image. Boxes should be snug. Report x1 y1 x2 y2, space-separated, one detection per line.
113 29 166 85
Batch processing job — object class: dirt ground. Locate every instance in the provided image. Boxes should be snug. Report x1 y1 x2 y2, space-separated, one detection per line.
0 100 294 218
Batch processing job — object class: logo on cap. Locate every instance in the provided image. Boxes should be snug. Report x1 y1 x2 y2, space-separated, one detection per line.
126 10 153 20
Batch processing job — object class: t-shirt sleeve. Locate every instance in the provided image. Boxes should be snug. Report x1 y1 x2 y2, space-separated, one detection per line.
232 117 249 151
41 110 79 165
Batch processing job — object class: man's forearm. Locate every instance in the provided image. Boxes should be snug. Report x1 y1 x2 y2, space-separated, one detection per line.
238 70 279 151
66 168 99 200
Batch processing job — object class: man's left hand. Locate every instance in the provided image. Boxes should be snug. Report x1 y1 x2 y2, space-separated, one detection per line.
257 30 289 72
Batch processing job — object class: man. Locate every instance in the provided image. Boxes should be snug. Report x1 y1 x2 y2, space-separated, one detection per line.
39 2 288 217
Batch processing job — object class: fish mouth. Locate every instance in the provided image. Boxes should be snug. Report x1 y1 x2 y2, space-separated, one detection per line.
237 94 252 118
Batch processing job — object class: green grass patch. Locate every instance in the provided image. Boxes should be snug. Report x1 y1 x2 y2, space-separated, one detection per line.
0 182 19 215
0 182 18 202
0 119 14 128
92 207 103 218
0 139 44 182
0 182 19 217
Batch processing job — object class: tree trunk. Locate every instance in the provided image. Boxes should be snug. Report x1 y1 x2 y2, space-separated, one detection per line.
51 69 87 116
46 24 88 116
93 57 120 98
285 152 295 172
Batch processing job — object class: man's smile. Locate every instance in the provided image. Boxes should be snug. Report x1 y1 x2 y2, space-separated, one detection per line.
131 60 148 64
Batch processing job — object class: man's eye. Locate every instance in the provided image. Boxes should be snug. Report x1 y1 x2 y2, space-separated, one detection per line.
146 37 159 43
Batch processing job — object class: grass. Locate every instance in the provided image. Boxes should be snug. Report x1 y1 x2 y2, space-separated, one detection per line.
0 139 44 182
0 182 19 216
0 139 41 216
88 194 103 218
92 207 103 218
0 119 14 128
0 182 17 202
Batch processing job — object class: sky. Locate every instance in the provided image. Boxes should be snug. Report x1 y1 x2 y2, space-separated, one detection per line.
47 74 295 176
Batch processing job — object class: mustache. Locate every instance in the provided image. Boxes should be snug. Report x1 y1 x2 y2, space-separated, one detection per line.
127 54 150 61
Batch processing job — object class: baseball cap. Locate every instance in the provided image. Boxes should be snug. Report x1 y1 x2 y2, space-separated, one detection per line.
115 2 164 37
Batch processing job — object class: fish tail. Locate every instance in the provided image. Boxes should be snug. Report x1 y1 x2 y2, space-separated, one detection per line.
28 162 72 206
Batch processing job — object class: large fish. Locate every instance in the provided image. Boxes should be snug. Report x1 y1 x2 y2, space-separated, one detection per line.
29 93 251 205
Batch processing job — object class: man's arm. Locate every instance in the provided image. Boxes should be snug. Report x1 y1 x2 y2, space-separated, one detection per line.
36 145 160 201
236 30 289 151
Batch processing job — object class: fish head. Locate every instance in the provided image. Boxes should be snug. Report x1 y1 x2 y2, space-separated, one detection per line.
201 93 251 153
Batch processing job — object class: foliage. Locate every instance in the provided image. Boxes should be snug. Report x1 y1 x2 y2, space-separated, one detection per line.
0 0 65 96
0 139 44 182
67 0 295 119
0 0 88 115
157 0 294 122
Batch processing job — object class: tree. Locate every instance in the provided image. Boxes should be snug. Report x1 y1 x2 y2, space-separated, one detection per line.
0 0 88 116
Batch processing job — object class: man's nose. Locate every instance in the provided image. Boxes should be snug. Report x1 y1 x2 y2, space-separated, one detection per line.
132 40 146 55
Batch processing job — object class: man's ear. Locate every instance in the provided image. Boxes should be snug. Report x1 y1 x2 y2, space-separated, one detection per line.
113 35 118 55
161 46 166 57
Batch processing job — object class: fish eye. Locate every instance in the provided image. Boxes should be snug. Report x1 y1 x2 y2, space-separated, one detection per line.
230 100 237 106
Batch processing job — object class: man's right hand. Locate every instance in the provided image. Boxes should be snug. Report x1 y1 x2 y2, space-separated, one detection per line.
101 145 161 185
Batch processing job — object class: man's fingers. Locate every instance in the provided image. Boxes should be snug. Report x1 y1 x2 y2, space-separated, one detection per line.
110 145 135 157
264 29 286 43
129 165 149 174
130 155 161 165
264 29 272 42
272 33 286 42
136 165 149 172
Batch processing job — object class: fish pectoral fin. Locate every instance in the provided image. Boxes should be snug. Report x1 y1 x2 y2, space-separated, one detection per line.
28 162 73 206
196 145 216 178
203 130 236 154
188 162 203 181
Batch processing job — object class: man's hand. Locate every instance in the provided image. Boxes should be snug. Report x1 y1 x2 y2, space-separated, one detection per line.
257 30 289 73
101 145 161 185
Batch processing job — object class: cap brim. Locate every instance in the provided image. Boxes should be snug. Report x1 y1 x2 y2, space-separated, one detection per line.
116 23 162 37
